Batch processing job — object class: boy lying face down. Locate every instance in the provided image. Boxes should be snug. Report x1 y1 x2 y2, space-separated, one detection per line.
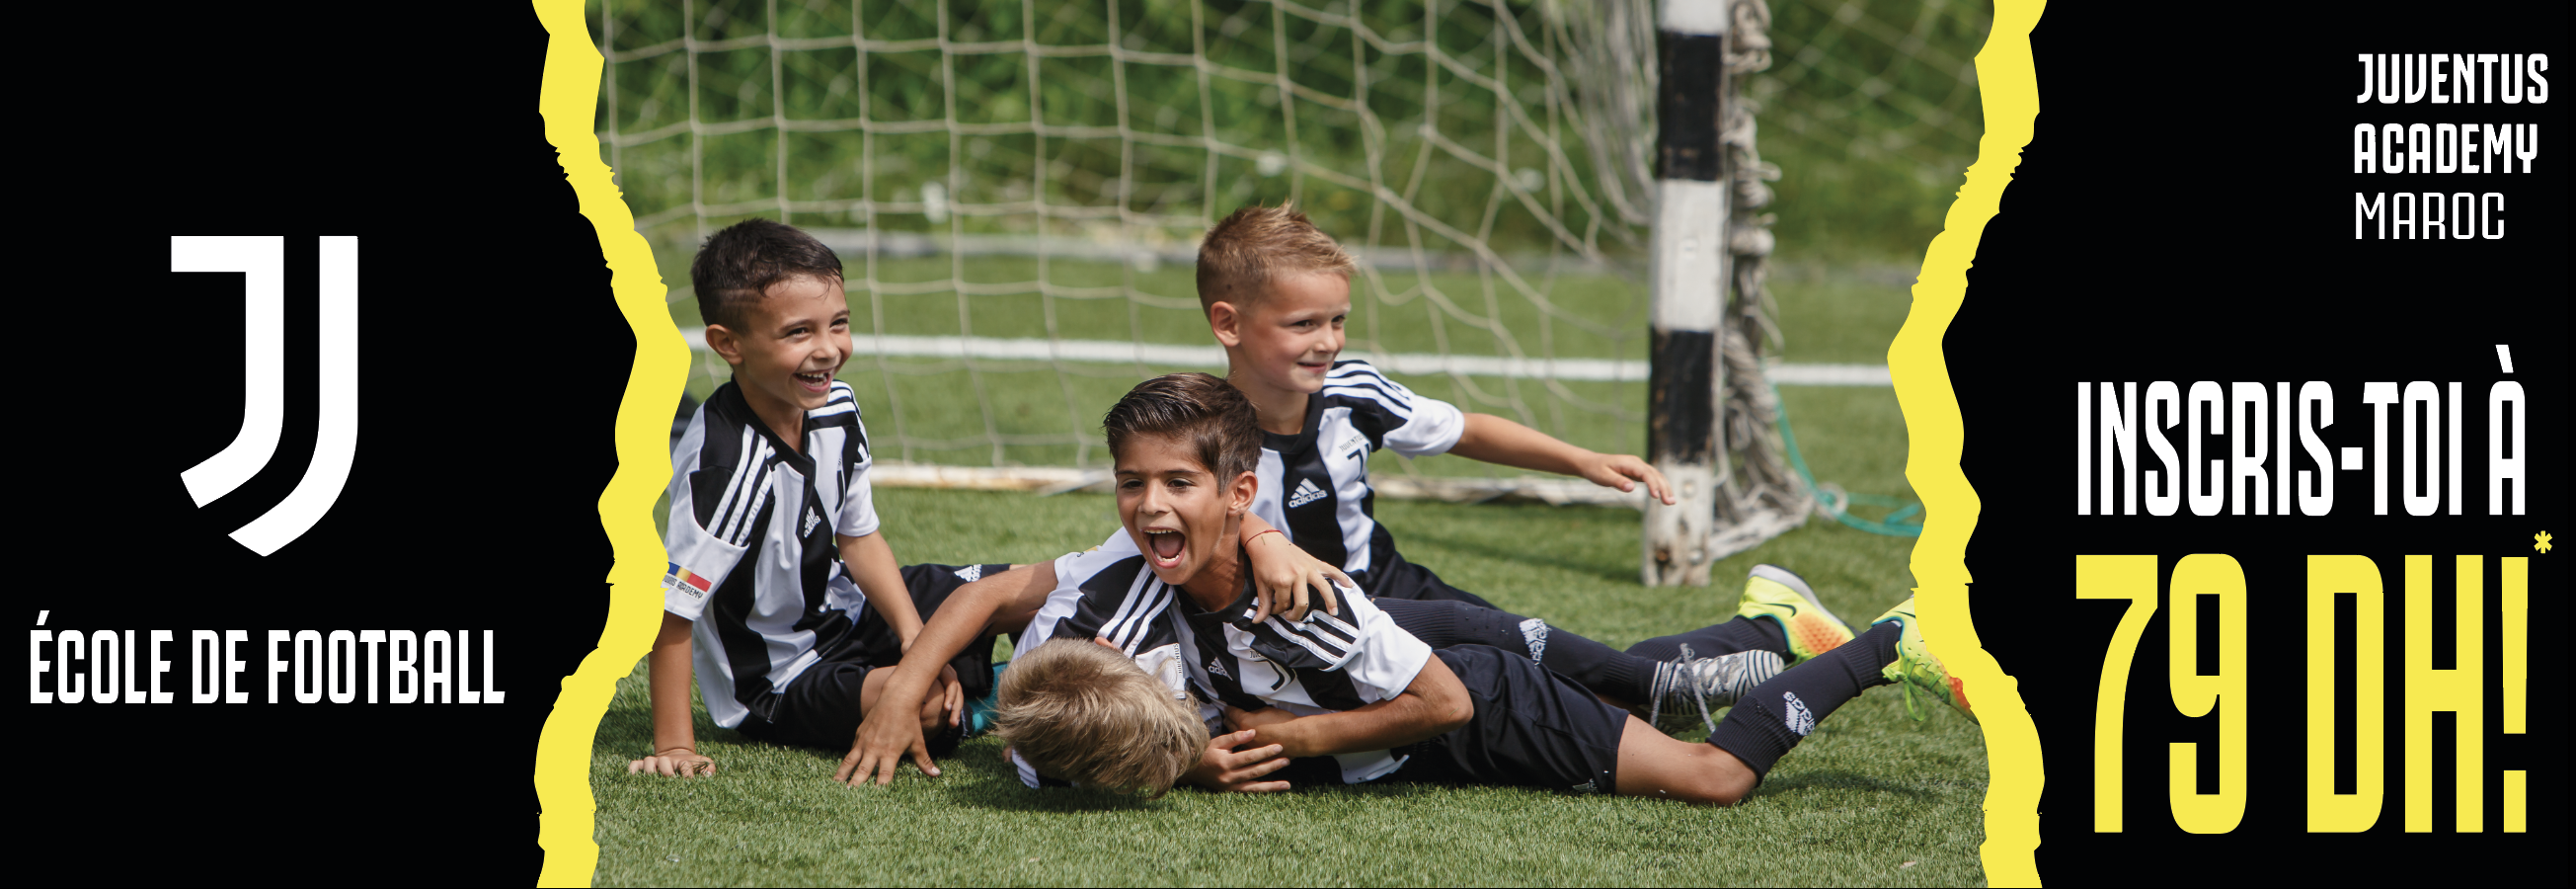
990 373 1970 802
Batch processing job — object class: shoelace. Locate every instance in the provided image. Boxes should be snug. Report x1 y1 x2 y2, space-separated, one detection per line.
1643 643 1721 737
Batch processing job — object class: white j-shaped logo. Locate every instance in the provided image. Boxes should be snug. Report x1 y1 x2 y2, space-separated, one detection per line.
172 236 359 556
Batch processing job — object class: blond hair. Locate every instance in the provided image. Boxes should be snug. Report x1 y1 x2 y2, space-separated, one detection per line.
1195 203 1356 316
994 639 1209 797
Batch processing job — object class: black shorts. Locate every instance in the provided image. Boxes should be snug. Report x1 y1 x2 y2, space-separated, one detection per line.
734 563 1010 755
1389 644 1627 795
1357 553 1498 609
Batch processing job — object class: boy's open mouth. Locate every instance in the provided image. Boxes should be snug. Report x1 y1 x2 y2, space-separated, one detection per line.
1144 527 1187 567
795 369 832 391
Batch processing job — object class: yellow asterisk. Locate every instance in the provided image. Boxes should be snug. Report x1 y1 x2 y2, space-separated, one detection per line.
2538 531 2554 554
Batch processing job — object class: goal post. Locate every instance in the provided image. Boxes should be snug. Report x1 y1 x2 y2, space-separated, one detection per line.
1641 0 1730 587
1642 0 1805 586
588 0 1814 583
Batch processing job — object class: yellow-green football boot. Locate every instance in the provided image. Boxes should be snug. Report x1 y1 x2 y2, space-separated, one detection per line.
1737 564 1856 665
1872 598 1975 723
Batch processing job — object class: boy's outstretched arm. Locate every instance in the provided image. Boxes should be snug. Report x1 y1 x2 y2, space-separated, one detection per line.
628 611 718 777
1223 653 1472 759
837 561 1059 786
1446 413 1678 505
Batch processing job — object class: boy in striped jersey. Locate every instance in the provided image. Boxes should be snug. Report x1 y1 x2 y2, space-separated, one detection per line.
987 374 1969 800
632 220 1010 778
1146 205 1855 710
849 374 1969 798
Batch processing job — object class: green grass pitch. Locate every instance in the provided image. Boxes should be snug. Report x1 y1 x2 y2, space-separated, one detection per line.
588 399 1984 885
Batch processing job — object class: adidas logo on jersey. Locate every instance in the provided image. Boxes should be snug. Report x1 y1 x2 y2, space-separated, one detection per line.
801 507 822 537
1287 477 1328 509
1206 657 1230 679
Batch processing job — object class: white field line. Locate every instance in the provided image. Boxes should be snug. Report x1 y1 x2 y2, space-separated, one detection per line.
675 328 1891 386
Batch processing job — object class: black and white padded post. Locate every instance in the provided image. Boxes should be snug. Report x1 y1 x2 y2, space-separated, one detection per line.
1642 0 1729 586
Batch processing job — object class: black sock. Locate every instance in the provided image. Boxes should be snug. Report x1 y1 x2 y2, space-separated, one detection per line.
1624 616 1788 661
1703 621 1900 781
1377 599 1658 704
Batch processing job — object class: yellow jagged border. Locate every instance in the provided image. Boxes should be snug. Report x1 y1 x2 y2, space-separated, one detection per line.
513 0 2049 880
1894 0 2044 885
531 1 686 885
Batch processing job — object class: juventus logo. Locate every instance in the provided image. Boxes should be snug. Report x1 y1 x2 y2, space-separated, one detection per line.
172 236 360 556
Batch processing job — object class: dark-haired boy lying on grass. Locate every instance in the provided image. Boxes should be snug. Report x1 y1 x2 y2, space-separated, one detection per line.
845 373 1971 798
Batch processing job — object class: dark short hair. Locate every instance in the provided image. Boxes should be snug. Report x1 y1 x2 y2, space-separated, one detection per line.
1104 373 1261 480
689 218 844 330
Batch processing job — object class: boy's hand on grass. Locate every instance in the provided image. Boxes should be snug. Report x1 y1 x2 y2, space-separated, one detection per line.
629 750 718 778
1244 530 1347 622
840 692 936 786
1184 729 1291 793
1579 452 1676 506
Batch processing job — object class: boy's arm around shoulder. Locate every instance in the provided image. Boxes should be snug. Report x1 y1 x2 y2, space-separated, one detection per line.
1445 413 1677 505
629 611 718 777
836 559 1061 786
1225 653 1471 759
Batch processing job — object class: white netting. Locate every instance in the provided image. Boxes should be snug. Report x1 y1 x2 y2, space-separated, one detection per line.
589 0 1986 489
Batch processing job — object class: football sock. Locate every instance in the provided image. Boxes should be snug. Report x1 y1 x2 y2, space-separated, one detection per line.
1623 617 1789 662
1377 599 1658 704
1704 620 1901 780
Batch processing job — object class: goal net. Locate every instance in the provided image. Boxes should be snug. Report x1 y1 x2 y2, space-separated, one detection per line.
588 0 1986 551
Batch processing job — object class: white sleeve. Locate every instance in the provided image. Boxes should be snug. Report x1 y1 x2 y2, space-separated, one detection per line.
1013 547 1118 660
1330 362 1464 456
662 421 745 622
834 471 881 538
1380 388 1465 457
1315 582 1432 702
1233 580 1430 703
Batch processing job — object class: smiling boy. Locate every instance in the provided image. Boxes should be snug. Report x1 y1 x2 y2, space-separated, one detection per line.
633 219 994 778
988 374 1971 801
1172 205 1859 702
1150 204 1680 609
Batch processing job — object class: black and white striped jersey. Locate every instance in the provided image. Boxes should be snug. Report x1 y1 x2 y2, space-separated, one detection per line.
1007 543 1434 788
1088 360 1465 594
661 380 882 730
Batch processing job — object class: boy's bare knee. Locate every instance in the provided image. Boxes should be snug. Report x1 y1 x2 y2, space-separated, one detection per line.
1663 766 1751 806
1621 739 1756 806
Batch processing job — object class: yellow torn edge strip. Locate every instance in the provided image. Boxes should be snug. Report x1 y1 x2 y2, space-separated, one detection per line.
1890 0 2045 885
531 1 686 885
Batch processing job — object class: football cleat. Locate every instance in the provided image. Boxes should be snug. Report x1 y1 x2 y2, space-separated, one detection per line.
1735 564 1855 665
1873 598 1974 724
